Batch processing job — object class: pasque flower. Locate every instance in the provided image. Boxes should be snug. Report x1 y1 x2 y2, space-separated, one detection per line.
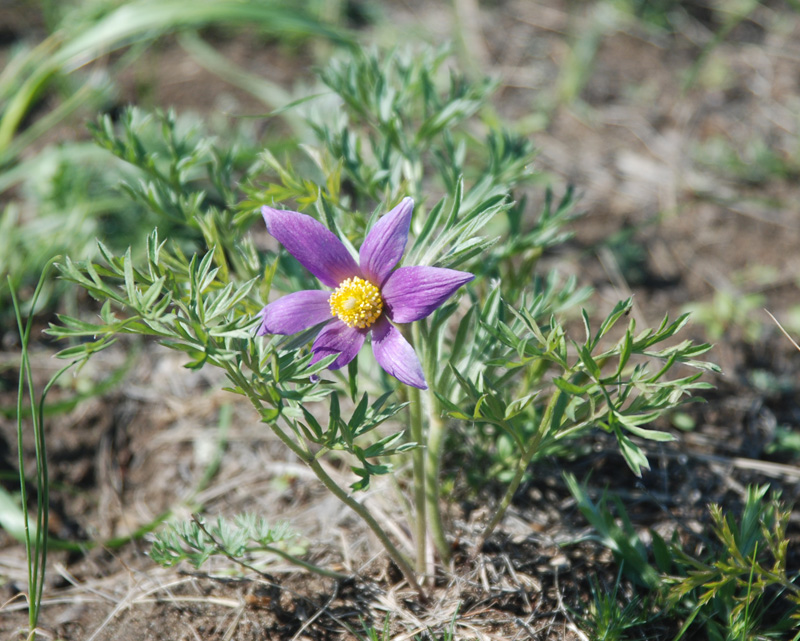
257 198 474 389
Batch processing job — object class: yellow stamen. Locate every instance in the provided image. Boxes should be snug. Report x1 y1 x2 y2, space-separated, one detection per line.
329 277 383 329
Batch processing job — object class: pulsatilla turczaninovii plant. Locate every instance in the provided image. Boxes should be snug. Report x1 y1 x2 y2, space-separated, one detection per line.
41 48 718 601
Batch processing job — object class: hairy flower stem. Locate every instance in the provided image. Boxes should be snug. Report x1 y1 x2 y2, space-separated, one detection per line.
425 403 450 565
477 389 563 550
225 365 425 599
304 457 424 598
406 381 428 577
417 323 451 566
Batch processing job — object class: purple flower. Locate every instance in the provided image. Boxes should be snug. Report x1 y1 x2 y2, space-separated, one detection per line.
257 198 474 389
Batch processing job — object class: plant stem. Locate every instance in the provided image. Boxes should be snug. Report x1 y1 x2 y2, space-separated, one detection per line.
417 322 451 566
477 389 562 550
225 364 425 599
406 381 428 576
424 399 450 565
305 456 423 597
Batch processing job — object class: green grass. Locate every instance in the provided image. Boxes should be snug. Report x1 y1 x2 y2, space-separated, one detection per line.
566 478 800 641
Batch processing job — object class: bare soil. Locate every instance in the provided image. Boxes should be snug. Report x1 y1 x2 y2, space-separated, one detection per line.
2 1 800 639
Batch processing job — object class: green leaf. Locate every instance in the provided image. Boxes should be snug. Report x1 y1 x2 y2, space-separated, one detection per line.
260 407 280 423
504 393 537 420
410 197 447 261
362 431 406 458
651 530 672 573
347 393 369 434
434 392 472 420
577 343 602 379
618 420 675 442
614 427 650 477
444 175 463 230
303 353 338 377
328 393 340 434
614 326 634 378
0 485 31 544
595 298 633 346
553 376 591 395
300 407 323 440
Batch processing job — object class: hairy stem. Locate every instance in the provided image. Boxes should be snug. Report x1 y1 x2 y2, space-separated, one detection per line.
418 322 451 566
424 398 450 565
406 381 428 576
306 456 423 596
226 364 425 598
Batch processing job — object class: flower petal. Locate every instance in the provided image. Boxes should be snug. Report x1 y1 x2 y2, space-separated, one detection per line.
381 266 474 323
257 290 333 336
359 197 413 286
310 320 366 370
262 206 360 288
371 317 427 389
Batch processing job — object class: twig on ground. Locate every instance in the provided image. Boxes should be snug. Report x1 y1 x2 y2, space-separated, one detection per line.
766 309 800 352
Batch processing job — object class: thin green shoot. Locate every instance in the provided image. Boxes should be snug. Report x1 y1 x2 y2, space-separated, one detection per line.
10 259 73 638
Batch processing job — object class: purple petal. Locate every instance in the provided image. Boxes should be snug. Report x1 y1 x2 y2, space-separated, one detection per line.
263 206 360 288
359 197 413 286
310 321 366 370
257 290 333 336
371 317 427 389
381 266 474 323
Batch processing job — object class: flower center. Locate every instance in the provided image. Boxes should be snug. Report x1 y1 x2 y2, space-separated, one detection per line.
329 277 383 329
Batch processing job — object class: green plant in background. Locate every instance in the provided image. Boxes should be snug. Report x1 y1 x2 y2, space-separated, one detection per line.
565 478 800 640
667 485 800 640
0 143 138 315
577 568 654 641
693 135 800 186
566 473 661 589
0 108 268 322
0 0 352 161
683 289 765 343
682 264 774 344
449 295 716 552
0 0 354 316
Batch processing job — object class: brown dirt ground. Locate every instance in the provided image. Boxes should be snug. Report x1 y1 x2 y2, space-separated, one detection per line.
2 1 800 639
